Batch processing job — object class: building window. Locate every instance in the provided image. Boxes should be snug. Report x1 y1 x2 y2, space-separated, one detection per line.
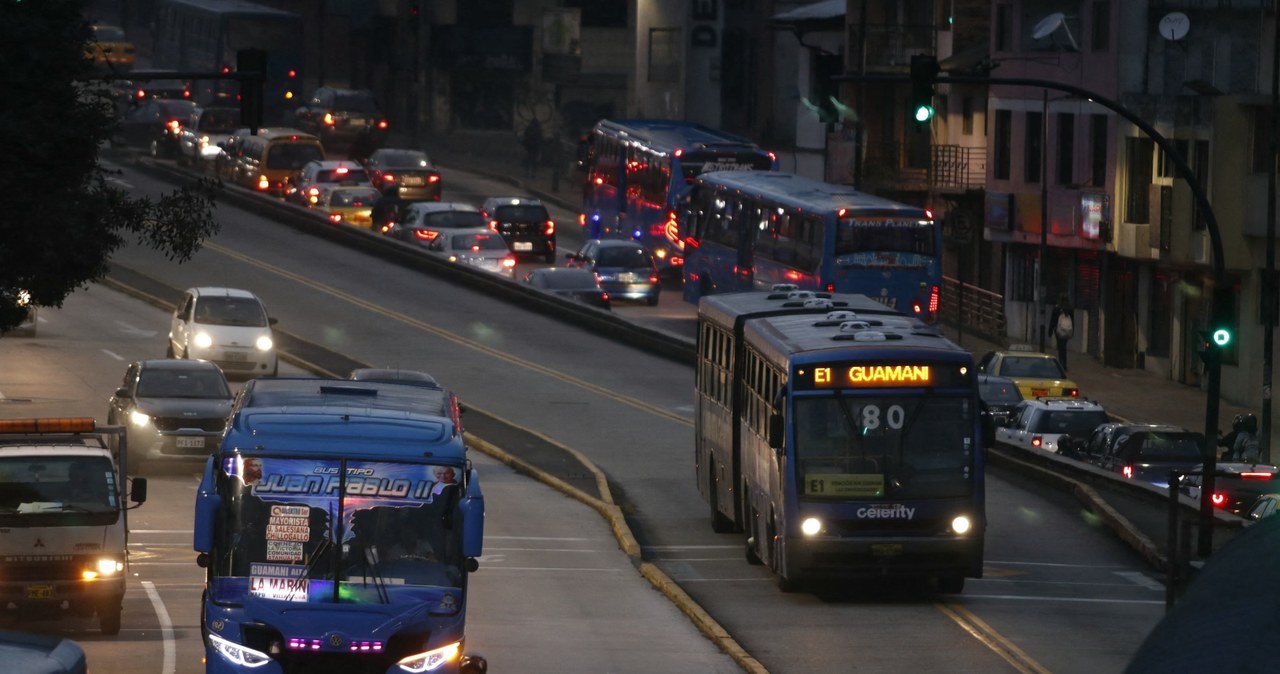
1025 111 1043 184
1090 114 1108 186
962 96 974 135
1056 112 1075 185
1157 139 1188 179
995 4 1012 52
1091 1 1110 52
1124 136 1154 223
994 109 1012 180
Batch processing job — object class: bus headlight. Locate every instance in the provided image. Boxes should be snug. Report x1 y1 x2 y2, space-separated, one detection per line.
193 332 213 349
397 641 460 672
951 516 972 535
255 335 273 351
129 410 153 428
96 558 124 575
209 633 272 668
800 517 822 536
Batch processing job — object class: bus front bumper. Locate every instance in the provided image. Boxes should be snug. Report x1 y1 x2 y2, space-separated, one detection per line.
785 535 984 580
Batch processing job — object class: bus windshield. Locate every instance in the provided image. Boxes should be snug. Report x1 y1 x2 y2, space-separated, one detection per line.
835 217 937 267
794 395 973 500
207 456 465 612
679 151 775 182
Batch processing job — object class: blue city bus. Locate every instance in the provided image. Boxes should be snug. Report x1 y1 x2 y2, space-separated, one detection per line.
193 378 486 673
680 171 942 322
152 0 304 123
578 119 777 281
695 287 983 592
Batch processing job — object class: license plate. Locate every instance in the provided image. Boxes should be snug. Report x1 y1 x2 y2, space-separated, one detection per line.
349 119 368 127
402 176 424 186
223 351 248 362
513 242 533 251
617 272 635 283
1032 388 1048 397
176 437 205 449
26 585 53 599
870 543 904 557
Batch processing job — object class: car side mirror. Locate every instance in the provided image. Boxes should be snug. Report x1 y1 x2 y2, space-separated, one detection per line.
130 477 148 504
269 317 279 326
114 386 131 399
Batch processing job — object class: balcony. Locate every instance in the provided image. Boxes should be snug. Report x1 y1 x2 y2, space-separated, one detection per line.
861 142 986 193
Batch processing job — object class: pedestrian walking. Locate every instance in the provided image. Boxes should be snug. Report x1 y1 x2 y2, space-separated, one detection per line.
522 119 543 179
1051 294 1074 372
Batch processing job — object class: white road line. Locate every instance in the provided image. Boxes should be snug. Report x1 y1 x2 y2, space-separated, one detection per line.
142 580 176 674
1115 570 1166 591
102 349 125 361
960 593 1165 605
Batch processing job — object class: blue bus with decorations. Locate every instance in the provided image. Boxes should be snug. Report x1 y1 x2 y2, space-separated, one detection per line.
680 171 942 322
578 119 777 281
193 378 486 673
695 287 983 592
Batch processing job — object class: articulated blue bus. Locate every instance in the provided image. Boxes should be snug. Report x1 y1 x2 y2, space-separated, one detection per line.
695 287 983 592
680 171 942 322
578 119 777 281
193 378 486 673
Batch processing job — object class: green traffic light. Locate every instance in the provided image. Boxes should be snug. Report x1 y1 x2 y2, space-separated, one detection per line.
1212 328 1232 346
913 105 934 123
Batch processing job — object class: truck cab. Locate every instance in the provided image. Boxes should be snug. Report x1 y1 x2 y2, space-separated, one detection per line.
0 418 147 635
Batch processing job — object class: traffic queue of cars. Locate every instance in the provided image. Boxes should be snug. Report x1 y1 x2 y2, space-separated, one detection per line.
981 347 1280 519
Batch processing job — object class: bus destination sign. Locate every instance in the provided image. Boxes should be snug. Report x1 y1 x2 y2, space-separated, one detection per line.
794 362 969 389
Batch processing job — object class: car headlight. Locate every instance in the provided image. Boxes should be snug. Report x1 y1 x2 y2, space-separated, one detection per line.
951 515 972 534
193 332 213 349
397 642 460 673
129 410 153 428
800 517 822 536
96 558 124 575
208 633 272 668
255 335 273 351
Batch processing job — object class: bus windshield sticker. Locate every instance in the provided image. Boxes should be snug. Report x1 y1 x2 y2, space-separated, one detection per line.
248 563 310 602
804 473 884 497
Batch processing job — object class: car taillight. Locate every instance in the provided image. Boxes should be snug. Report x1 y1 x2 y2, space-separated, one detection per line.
911 299 923 315
501 257 516 269
378 120 388 129
1122 465 1134 479
166 119 180 132
414 230 439 241
328 213 342 223
135 89 145 99
382 173 395 182
1211 493 1226 507
544 220 555 236
428 175 440 183
1066 388 1079 397
1242 471 1275 479
335 167 349 175
648 275 659 283
601 292 610 302
1031 436 1042 448
257 176 269 190
488 220 499 233
323 113 335 125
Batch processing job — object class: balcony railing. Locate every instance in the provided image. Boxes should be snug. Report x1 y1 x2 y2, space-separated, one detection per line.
940 276 1008 345
861 142 986 191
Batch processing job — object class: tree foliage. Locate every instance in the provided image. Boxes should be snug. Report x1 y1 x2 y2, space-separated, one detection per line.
0 0 220 332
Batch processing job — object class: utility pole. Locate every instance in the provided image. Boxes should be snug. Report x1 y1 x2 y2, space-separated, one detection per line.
1038 90 1048 354
1263 5 1279 463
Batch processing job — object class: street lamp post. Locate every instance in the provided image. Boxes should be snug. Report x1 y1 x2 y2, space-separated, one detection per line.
1038 90 1049 353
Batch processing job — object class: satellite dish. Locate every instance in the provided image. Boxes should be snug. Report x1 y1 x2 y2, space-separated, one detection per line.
1032 12 1066 40
1159 12 1190 41
1031 11 1079 51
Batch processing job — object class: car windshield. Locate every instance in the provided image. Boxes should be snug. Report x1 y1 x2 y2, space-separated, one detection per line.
0 456 119 523
333 92 380 112
1001 357 1065 379
379 151 430 168
595 247 650 268
194 296 269 327
1035 410 1109 436
979 380 1022 404
1134 433 1205 461
493 205 548 222
330 189 379 207
451 233 507 251
266 143 324 170
794 395 975 500
206 456 465 611
137 369 231 399
538 271 598 290
421 211 485 229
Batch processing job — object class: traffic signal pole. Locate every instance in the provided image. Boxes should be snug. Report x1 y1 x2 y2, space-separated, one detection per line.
838 67 1228 557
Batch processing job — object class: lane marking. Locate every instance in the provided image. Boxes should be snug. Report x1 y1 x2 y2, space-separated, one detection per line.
937 602 1054 674
102 349 125 361
1115 570 1166 591
142 580 176 674
204 241 692 426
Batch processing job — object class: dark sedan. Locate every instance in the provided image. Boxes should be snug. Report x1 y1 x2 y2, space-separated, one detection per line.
1087 423 1205 487
364 148 442 202
106 359 233 471
1180 462 1280 516
524 268 611 311
114 98 196 158
564 239 660 306
978 374 1022 448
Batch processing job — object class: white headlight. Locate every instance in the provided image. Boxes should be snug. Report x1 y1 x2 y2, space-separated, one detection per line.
129 410 152 428
208 632 272 668
800 517 822 536
255 335 273 351
397 641 460 672
951 516 972 534
97 558 124 575
194 332 213 349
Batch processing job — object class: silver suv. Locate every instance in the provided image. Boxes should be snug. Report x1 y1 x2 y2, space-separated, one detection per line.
993 398 1109 455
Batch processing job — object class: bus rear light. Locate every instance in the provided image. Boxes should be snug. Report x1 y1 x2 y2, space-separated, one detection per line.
800 517 822 536
825 283 835 293
950 516 972 534
784 270 803 282
544 220 555 236
929 285 940 314
257 176 269 190
594 177 603 185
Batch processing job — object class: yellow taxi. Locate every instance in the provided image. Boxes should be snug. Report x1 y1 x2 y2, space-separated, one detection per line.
317 186 381 229
85 24 135 71
976 346 1080 400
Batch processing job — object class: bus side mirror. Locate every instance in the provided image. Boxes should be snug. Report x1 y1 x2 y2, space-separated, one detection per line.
768 413 784 450
130 477 148 504
458 468 484 559
193 457 222 554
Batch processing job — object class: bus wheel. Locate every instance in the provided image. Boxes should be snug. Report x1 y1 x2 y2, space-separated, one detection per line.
708 469 734 534
937 575 965 594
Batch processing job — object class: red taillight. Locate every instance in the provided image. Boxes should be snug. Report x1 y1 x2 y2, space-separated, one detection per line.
929 285 940 314
166 119 180 131
378 120 388 129
1122 465 1134 479
135 89 145 99
382 174 395 182
911 300 923 315
925 208 935 220
428 175 440 183
825 282 835 293
183 90 191 98
288 69 297 78
336 167 349 175
307 187 320 196
601 292 610 301
544 220 555 236
501 257 516 269
784 270 803 282
594 177 603 185
1242 472 1275 479
684 236 700 249
1031 436 1042 448
257 176 269 190
414 230 440 241
648 275 659 283
670 255 684 266
323 113 335 125
328 213 343 223
1211 493 1226 506
1066 388 1080 397
488 220 499 233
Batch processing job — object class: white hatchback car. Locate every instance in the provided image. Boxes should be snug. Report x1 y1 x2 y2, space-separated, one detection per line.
167 287 278 377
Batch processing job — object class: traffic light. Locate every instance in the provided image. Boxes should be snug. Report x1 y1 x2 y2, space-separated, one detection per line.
237 48 267 132
909 54 940 124
1210 286 1235 349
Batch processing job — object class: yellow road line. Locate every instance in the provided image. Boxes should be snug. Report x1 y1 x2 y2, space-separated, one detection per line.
936 601 1054 674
